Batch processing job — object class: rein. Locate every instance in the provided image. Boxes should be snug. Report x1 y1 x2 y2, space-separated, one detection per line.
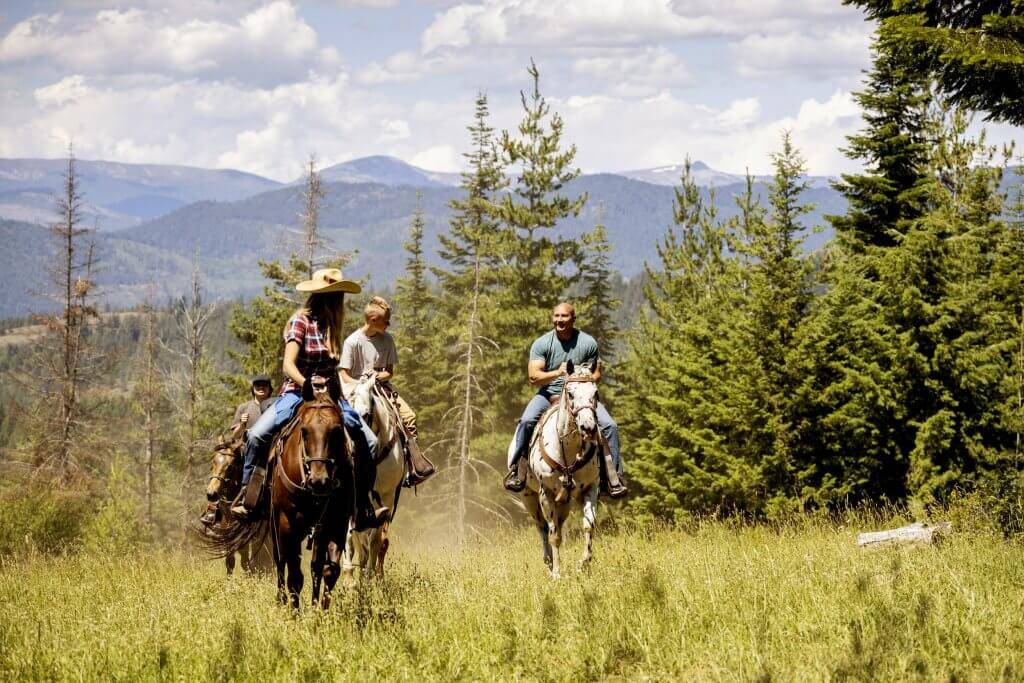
277 400 343 497
539 374 598 491
362 383 400 463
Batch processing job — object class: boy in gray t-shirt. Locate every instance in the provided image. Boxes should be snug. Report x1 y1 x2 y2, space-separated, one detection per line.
340 296 434 486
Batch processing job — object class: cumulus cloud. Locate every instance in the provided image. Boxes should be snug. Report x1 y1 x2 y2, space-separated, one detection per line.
0 2 331 87
419 0 873 80
559 89 863 175
571 46 692 98
356 49 463 84
733 25 872 79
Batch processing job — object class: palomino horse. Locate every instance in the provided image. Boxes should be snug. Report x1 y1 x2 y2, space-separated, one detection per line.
204 437 273 574
200 378 353 609
511 363 602 578
342 373 405 584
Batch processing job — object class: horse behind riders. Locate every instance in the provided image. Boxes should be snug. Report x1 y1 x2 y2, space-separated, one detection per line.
342 373 407 583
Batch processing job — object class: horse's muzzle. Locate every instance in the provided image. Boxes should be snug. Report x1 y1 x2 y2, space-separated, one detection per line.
206 485 220 501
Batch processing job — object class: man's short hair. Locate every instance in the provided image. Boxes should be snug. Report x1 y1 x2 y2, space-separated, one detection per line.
364 296 392 321
554 302 575 318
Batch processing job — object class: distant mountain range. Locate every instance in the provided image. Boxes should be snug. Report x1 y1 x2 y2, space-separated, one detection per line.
618 160 835 189
0 158 283 231
0 155 848 318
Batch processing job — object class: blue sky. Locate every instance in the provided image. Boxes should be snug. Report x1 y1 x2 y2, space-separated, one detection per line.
1 0 1020 181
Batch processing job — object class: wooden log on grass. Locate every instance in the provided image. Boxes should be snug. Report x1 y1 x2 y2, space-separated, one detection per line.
857 521 952 548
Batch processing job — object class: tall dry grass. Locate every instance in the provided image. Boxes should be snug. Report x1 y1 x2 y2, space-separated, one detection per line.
1 512 1022 681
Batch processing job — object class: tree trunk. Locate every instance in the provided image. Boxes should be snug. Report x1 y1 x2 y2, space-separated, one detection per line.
455 252 483 543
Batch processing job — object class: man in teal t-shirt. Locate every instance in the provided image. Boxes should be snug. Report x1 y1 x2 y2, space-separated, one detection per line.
503 302 627 497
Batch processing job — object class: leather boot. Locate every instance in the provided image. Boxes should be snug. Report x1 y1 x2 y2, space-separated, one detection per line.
403 436 435 487
199 502 219 526
230 466 266 518
503 458 527 492
600 446 628 499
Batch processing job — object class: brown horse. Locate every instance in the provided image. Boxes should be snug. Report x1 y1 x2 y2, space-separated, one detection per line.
269 379 354 608
203 438 273 575
197 379 354 609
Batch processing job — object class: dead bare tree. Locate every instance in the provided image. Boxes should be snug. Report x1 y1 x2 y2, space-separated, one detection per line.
134 301 168 526
23 147 101 484
299 153 327 279
166 257 214 541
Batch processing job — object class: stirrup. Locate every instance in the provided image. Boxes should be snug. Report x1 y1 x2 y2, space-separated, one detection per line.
503 465 526 492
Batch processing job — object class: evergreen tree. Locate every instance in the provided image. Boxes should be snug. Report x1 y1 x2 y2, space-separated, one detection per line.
577 221 621 361
487 61 587 425
738 135 817 511
433 92 511 540
393 192 444 434
846 0 1024 125
620 162 758 520
829 32 932 250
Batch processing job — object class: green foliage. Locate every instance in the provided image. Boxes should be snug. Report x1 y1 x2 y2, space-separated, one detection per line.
486 62 588 424
393 193 446 433
0 485 93 556
845 0 1024 125
829 30 932 250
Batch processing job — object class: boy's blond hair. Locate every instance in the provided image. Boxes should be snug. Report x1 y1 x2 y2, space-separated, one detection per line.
364 296 391 322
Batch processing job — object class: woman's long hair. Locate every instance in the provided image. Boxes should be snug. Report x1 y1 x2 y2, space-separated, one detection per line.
299 292 345 356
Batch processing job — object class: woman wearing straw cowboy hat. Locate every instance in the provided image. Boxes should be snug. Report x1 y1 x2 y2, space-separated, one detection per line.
231 268 388 531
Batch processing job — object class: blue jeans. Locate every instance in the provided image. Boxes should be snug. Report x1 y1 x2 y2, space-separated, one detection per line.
509 393 622 473
240 392 378 485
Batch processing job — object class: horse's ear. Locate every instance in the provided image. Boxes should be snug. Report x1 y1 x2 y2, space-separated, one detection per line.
566 359 575 375
328 375 341 404
301 378 314 402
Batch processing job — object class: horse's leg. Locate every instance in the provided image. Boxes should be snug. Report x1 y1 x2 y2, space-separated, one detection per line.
538 489 561 579
310 538 323 608
273 525 288 606
525 490 552 571
285 531 304 609
225 552 235 576
579 485 598 569
240 544 251 573
321 540 343 610
373 522 390 579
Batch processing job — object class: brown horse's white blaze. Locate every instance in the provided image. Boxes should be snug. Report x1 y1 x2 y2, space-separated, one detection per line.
513 368 602 579
342 373 405 585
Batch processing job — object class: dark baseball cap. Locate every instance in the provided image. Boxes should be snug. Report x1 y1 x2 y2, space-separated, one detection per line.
251 373 272 386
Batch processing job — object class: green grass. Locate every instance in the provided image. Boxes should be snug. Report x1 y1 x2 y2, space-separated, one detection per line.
2 518 1023 681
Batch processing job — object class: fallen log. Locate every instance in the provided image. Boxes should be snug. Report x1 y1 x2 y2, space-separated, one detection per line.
856 521 952 549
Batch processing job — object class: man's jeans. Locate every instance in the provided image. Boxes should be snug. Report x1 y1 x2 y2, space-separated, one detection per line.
240 392 378 485
508 393 622 473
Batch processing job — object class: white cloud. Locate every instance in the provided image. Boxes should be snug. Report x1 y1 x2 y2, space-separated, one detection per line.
356 49 462 84
559 88 863 176
716 97 760 128
733 25 872 79
0 2 328 87
571 46 692 98
411 145 461 172
34 75 92 108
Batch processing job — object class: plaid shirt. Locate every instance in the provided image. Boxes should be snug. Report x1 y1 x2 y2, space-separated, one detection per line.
280 313 337 395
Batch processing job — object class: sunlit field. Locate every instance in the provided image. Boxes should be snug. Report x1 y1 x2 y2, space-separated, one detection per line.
2 513 1023 681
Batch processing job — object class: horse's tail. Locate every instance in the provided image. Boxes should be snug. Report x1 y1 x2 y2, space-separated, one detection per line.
191 505 270 560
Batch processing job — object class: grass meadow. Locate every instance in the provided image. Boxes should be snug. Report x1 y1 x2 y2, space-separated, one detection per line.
1 511 1023 681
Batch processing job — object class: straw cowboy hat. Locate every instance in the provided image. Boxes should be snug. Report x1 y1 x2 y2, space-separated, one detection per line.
295 268 361 294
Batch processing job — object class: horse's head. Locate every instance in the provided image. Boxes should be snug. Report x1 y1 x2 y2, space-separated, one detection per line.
206 437 240 501
564 367 599 441
350 372 377 422
298 378 346 493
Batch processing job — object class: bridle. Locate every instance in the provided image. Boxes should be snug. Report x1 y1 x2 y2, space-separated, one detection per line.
539 374 599 497
279 399 344 497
